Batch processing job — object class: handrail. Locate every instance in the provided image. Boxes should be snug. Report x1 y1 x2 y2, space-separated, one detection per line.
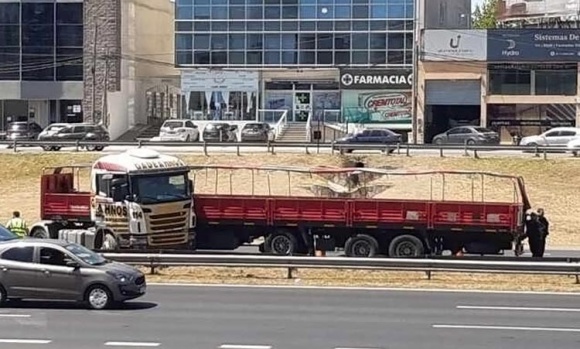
306 112 311 142
273 110 288 141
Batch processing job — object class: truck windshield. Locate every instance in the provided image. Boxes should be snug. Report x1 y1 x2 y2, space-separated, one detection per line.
131 172 189 204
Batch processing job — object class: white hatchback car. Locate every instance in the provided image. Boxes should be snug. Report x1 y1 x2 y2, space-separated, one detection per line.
519 127 580 147
158 119 199 142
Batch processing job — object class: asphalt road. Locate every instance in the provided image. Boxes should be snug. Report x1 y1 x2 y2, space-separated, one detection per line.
0 144 575 158
0 285 579 349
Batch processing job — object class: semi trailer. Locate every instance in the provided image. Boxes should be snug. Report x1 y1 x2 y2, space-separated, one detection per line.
30 149 536 257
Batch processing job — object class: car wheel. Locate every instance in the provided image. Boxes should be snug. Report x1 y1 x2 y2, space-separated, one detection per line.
94 146 104 151
85 284 113 310
466 139 476 145
53 146 61 151
434 138 443 145
185 135 191 142
86 145 97 151
42 146 52 151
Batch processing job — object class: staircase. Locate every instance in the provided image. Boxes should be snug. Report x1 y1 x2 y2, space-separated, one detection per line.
276 122 309 143
115 124 161 142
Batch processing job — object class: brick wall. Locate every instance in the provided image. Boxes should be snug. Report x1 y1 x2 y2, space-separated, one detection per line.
83 0 122 124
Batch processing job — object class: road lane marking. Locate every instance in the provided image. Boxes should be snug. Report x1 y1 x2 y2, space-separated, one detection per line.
457 305 580 312
0 314 31 318
150 282 580 296
219 345 272 349
335 347 383 349
104 342 160 347
0 339 51 344
433 324 580 333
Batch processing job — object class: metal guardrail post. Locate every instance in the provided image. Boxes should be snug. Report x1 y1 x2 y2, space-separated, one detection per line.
12 140 17 153
425 270 432 280
439 147 444 157
138 139 143 148
203 142 208 156
75 140 80 152
236 144 240 156
543 149 547 160
473 149 479 159
463 141 469 157
396 143 401 155
406 144 410 157
534 144 539 157
331 141 335 155
305 145 310 155
287 267 295 279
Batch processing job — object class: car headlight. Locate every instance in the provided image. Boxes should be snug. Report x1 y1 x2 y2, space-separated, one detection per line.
107 271 133 283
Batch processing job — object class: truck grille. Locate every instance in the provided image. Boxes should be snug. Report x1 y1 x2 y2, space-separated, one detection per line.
146 210 189 246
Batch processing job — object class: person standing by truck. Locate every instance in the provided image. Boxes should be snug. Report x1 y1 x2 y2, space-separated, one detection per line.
6 211 28 238
524 211 542 257
535 208 549 258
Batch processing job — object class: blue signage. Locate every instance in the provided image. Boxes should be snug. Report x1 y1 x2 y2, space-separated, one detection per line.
487 29 580 62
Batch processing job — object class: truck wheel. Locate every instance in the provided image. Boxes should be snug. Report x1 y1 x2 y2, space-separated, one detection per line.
30 227 49 239
268 232 298 255
388 235 425 257
345 234 379 257
101 233 118 251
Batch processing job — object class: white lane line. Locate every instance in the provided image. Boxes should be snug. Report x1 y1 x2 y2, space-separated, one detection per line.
433 324 580 333
0 339 51 344
457 305 580 312
219 345 272 349
104 342 160 347
0 314 31 318
335 347 383 349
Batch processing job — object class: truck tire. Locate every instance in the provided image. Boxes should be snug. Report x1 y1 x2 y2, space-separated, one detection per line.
30 226 49 239
268 231 298 256
345 234 379 257
388 235 425 257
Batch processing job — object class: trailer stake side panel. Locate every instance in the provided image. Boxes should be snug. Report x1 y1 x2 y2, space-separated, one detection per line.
41 172 92 221
194 194 521 232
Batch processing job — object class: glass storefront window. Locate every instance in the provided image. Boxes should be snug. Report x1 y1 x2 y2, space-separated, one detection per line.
535 69 577 96
488 64 578 96
488 67 532 95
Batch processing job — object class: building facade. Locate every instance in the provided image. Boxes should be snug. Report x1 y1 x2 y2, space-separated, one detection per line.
175 0 415 132
418 28 580 144
0 0 84 130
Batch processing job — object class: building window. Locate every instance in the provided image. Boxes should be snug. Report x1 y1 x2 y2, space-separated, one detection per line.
0 3 20 80
488 65 532 95
535 68 577 96
56 3 83 81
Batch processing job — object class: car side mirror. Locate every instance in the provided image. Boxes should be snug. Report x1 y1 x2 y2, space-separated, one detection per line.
66 260 80 269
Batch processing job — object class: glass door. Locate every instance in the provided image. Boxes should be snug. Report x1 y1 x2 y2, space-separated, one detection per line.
293 91 311 122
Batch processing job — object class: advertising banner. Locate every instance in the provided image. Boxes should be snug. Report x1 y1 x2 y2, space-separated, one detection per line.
342 91 412 124
181 70 259 92
487 29 580 61
339 69 413 90
499 0 580 20
423 30 487 61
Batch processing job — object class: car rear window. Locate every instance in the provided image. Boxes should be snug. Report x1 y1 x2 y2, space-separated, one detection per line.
163 121 183 128
206 123 228 129
244 123 265 129
474 127 493 133
8 123 27 131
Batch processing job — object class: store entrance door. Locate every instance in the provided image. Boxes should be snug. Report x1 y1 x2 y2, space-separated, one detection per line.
293 91 311 122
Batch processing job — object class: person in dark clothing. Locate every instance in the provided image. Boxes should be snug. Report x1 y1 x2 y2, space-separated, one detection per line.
535 208 549 257
524 212 542 257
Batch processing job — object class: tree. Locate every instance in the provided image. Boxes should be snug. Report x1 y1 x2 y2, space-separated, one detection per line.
472 0 499 29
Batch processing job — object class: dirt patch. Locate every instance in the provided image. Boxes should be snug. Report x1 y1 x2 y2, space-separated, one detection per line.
143 266 580 293
1 152 579 246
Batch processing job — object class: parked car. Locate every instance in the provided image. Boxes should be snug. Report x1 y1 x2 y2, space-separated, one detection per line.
519 127 580 148
335 128 401 153
202 123 238 142
0 225 18 242
432 126 500 145
5 121 43 147
158 119 199 142
240 123 272 142
38 123 110 151
0 239 146 309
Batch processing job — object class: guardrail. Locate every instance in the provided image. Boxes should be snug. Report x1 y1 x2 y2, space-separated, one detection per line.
0 139 577 158
101 253 580 283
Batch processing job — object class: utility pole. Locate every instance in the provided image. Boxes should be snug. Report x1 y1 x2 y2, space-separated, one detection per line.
411 0 421 144
91 18 98 124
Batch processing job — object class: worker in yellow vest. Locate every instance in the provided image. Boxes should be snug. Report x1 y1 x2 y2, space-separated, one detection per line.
6 211 28 238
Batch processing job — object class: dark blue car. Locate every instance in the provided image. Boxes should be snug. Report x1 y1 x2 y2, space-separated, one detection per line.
0 225 18 241
335 128 402 154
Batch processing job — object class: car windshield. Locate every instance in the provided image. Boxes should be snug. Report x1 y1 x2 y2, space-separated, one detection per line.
0 225 18 241
131 172 190 204
163 121 183 129
65 243 107 265
474 127 493 133
244 123 265 130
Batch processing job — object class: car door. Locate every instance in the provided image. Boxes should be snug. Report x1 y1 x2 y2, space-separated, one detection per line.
36 247 83 300
0 246 38 298
446 127 466 144
71 125 87 140
185 121 198 139
542 130 562 146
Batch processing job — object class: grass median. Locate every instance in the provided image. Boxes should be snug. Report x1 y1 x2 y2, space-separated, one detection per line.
2 151 579 291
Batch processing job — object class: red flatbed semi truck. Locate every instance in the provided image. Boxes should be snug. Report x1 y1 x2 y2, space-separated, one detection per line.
31 152 533 257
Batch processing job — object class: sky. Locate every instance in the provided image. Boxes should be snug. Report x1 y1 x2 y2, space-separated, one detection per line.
472 0 485 11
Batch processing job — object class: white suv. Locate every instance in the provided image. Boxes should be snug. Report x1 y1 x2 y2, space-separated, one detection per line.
519 127 580 147
158 119 200 142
